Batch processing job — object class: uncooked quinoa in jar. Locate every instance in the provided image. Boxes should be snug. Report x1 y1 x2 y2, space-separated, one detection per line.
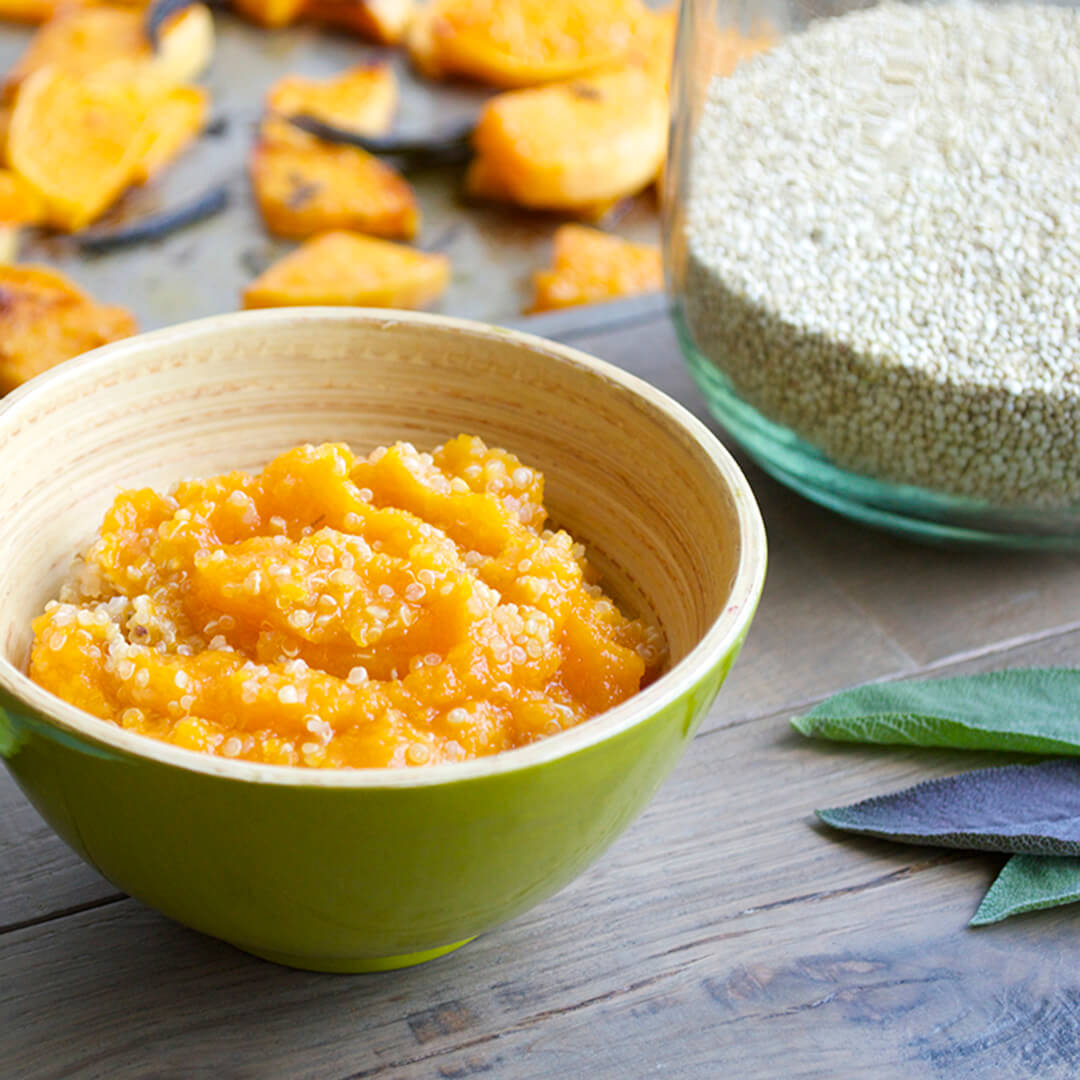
683 1 1080 507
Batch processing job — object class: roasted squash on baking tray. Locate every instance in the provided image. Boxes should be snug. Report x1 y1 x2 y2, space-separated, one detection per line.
0 265 136 392
243 229 449 309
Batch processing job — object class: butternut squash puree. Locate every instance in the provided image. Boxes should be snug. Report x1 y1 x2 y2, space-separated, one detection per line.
29 437 665 768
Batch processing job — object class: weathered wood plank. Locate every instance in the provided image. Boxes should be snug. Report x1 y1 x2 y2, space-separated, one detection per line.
384 868 1080 1080
6 628 1080 1080
0 771 120 932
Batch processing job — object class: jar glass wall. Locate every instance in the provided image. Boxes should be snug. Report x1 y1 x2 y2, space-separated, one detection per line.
664 0 1080 548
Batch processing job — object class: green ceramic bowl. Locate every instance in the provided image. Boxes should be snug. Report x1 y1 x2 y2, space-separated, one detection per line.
0 309 766 972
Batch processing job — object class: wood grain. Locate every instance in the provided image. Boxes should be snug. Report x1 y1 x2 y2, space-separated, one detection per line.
8 629 1080 1079
0 772 120 932
5 299 1080 1079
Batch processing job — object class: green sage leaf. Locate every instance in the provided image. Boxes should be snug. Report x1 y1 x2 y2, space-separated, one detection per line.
791 668 1080 755
971 854 1080 926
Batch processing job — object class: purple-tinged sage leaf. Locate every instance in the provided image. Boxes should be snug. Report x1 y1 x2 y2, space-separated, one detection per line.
971 854 1080 926
817 760 1080 856
792 668 1080 755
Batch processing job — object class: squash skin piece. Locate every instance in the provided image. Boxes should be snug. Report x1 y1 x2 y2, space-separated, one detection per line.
472 68 667 209
4 4 214 99
425 0 646 88
9 68 160 232
265 63 397 137
250 124 420 240
131 84 208 184
527 224 662 313
305 0 413 43
0 265 136 392
243 230 449 310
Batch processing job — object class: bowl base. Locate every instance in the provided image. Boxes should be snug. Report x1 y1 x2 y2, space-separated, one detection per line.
244 937 476 973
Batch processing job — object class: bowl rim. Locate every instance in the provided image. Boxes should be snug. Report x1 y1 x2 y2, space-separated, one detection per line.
0 307 767 788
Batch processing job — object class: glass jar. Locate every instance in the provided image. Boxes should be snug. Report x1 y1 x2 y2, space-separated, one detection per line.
664 0 1080 548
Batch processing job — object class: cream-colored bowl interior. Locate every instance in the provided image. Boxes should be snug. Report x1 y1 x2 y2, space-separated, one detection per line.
0 309 755 772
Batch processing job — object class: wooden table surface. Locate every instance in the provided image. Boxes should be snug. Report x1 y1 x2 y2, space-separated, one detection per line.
5 296 1080 1079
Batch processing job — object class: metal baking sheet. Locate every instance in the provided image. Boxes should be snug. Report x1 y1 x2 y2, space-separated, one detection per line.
0 12 662 331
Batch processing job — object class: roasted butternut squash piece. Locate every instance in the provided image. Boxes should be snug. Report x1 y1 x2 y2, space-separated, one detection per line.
265 62 397 137
8 68 161 232
420 0 645 87
0 167 46 224
463 155 619 222
131 84 208 184
405 3 445 78
304 0 413 42
243 230 450 309
4 4 214 98
0 265 136 392
230 0 304 27
626 5 676 88
0 0 63 25
250 124 420 240
144 3 215 85
471 68 666 209
0 166 39 259
527 224 662 313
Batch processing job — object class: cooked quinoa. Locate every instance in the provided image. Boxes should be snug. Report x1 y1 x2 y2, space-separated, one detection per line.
30 438 664 768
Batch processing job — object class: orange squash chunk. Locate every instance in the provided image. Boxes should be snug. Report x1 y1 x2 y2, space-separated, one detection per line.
250 123 420 240
131 84 208 184
463 155 620 223
265 62 397 137
230 0 304 26
0 105 10 164
243 230 449 310
472 68 667 209
0 265 136 392
4 4 214 98
0 0 64 24
405 2 445 78
625 4 676 88
30 439 664 768
528 224 662 313
423 0 646 87
305 0 413 42
0 167 46 224
8 68 163 232
0 0 148 25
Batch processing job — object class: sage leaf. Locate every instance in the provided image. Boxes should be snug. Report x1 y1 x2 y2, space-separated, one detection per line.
817 760 1080 855
971 854 1080 926
792 668 1080 755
